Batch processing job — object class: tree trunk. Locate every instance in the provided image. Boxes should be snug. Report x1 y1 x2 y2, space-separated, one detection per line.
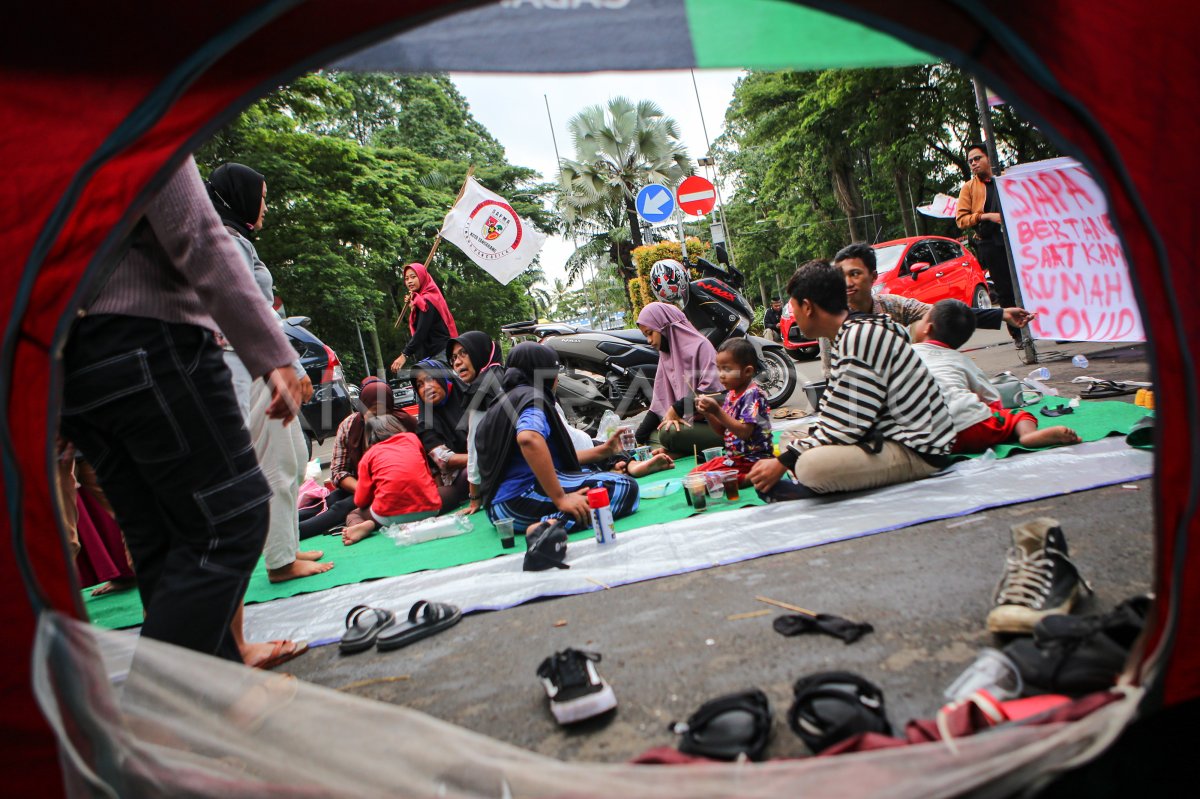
893 169 914 237
758 276 768 308
623 190 644 254
367 323 387 379
828 147 863 242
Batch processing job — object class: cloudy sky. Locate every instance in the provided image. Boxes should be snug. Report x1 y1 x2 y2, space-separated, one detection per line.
450 69 743 289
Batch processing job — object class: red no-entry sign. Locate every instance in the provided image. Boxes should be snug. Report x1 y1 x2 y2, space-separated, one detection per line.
676 175 716 216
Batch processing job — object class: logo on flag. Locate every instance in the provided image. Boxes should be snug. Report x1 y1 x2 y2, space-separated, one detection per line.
440 177 547 285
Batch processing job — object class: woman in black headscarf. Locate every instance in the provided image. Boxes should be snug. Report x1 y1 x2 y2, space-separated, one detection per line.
446 331 507 514
410 358 470 510
205 162 329 586
475 343 639 534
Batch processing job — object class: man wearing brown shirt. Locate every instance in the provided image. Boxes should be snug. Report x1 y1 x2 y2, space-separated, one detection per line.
956 143 1021 346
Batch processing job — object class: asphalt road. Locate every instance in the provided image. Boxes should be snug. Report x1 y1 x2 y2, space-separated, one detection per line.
289 332 1155 762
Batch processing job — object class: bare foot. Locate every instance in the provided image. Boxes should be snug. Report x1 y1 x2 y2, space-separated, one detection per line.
241 638 308 669
627 452 675 477
1019 426 1082 448
341 520 376 546
267 559 335 583
90 576 136 597
296 549 324 561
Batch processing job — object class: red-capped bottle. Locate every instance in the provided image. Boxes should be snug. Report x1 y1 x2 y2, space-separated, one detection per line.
588 487 616 544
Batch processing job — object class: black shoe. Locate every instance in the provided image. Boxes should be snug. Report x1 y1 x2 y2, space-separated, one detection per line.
987 518 1092 635
1035 594 1151 646
536 649 617 724
1004 596 1150 696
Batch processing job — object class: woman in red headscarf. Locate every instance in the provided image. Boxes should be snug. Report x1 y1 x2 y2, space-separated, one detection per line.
390 263 459 372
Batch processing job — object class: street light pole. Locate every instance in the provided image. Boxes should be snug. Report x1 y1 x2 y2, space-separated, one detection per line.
971 76 1038 364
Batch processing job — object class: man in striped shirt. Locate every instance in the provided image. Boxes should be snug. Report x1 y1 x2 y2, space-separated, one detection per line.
749 261 956 501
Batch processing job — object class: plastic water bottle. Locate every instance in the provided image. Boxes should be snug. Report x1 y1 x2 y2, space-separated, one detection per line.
1028 367 1051 380
589 487 616 544
1072 354 1089 369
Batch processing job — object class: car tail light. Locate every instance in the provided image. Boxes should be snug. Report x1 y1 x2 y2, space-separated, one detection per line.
321 344 342 385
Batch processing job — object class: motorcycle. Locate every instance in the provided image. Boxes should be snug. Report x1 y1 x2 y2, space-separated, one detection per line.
501 254 798 433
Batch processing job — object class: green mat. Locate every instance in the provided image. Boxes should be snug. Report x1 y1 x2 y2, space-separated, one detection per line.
82 400 1149 630
83 451 765 630
951 398 1152 461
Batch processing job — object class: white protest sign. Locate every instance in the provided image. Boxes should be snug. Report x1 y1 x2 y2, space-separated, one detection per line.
995 158 1144 342
917 193 958 218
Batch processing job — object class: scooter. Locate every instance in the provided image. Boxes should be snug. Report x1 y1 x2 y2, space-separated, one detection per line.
499 320 660 433
501 253 798 432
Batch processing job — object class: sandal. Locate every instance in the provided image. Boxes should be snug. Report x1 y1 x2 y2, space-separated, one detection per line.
1079 380 1140 399
376 600 462 652
340 605 397 654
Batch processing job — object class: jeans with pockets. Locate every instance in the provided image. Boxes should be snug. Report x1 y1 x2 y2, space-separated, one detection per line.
60 315 270 663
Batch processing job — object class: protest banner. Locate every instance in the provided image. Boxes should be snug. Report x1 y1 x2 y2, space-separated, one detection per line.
439 177 547 286
917 193 958 218
995 158 1144 342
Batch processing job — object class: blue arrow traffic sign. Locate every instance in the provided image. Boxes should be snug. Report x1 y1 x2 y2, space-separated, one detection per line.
636 184 675 224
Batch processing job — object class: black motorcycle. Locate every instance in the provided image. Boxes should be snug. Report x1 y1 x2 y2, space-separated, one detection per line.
501 257 797 433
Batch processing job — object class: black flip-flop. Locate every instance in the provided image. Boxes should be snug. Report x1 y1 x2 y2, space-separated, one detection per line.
1079 380 1139 399
376 600 462 652
339 605 396 654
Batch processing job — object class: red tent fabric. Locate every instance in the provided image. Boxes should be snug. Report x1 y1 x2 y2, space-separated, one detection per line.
2 1 1195 793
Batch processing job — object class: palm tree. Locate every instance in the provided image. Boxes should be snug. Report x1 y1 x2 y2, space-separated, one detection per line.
558 97 693 282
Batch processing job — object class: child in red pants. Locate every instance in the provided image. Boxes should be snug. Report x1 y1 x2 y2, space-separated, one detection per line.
913 300 1080 454
692 338 774 484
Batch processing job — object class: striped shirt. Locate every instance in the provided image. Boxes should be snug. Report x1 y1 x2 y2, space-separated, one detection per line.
784 314 955 465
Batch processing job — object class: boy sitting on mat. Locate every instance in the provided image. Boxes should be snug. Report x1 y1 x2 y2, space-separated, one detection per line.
692 338 773 485
913 299 1080 453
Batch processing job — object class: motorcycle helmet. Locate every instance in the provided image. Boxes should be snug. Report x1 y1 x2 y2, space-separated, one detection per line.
650 259 689 305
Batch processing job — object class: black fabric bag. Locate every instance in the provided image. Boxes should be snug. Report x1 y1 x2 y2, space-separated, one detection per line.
523 519 570 571
787 671 891 753
670 689 772 761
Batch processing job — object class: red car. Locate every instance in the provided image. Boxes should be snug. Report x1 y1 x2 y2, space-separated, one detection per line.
780 236 991 359
870 235 992 309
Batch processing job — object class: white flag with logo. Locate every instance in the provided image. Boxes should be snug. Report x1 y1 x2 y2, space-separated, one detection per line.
439 177 546 285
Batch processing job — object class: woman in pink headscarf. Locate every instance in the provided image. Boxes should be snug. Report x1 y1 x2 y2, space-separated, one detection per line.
391 263 459 371
635 302 725 455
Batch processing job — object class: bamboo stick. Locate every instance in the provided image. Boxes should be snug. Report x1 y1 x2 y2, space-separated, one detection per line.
755 595 816 617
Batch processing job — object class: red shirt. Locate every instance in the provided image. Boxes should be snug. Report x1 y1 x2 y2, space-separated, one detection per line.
354 433 441 516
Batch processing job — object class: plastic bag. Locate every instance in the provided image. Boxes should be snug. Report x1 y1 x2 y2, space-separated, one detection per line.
297 477 329 511
595 410 623 442
383 515 473 547
304 457 323 481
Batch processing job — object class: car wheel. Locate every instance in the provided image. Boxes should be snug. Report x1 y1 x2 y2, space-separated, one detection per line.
972 284 992 309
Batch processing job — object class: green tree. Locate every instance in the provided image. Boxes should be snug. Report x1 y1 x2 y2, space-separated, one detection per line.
558 97 693 283
715 64 1059 296
197 71 555 381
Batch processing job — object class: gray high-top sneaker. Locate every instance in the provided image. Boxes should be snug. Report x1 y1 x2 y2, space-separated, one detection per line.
986 517 1092 634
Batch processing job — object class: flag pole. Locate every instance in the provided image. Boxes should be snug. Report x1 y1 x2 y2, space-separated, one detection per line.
423 164 476 268
396 165 477 328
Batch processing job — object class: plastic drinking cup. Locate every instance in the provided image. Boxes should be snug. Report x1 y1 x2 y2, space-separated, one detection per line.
721 470 741 501
703 471 725 499
619 427 637 452
685 475 708 511
633 445 652 462
944 648 1023 702
702 446 725 464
